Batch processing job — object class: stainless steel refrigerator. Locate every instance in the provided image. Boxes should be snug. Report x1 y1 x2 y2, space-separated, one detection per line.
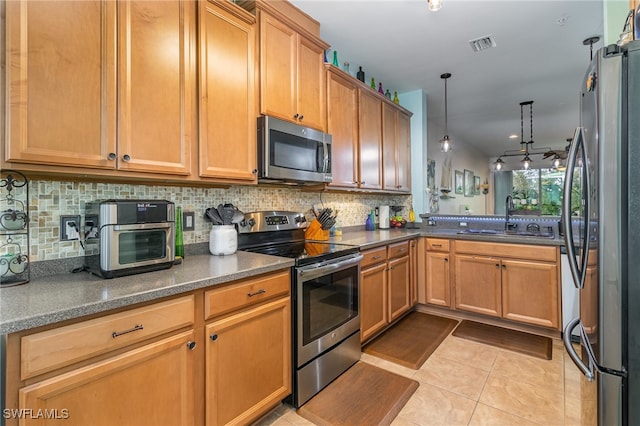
562 40 640 426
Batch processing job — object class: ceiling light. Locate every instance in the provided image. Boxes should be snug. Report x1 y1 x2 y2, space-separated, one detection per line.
552 154 561 169
521 154 532 170
440 72 453 153
469 35 497 53
428 0 442 12
509 134 518 139
495 157 504 171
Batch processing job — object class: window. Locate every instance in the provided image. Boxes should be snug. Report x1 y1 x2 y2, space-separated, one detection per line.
496 168 569 216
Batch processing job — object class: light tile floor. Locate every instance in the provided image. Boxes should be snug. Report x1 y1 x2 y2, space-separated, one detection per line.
256 334 597 426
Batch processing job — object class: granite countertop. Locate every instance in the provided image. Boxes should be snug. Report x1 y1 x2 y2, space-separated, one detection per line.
0 226 561 335
0 252 294 334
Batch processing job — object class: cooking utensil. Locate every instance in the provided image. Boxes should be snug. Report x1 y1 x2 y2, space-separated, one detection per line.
205 207 224 225
231 209 245 224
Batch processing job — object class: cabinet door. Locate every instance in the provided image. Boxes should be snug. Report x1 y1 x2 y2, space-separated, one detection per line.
425 251 451 307
396 111 411 192
501 259 559 329
360 263 388 343
198 1 257 182
296 36 326 131
5 0 117 168
454 254 502 317
382 103 398 191
19 331 196 426
117 0 194 175
259 11 296 122
205 297 291 426
326 69 359 189
388 255 411 322
357 90 383 190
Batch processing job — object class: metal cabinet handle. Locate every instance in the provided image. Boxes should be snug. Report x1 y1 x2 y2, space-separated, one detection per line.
398 248 407 252
502 264 506 269
372 255 383 260
495 263 499 268
247 289 266 297
298 115 304 120
186 341 197 350
444 258 448 262
432 244 442 247
122 154 131 162
252 169 258 174
360 181 366 185
112 324 143 338
108 152 117 161
210 334 218 341
293 113 299 119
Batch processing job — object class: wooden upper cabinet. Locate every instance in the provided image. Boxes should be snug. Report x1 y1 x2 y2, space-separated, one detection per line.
358 89 383 190
257 9 327 131
5 0 194 176
198 0 257 182
382 104 411 192
5 0 117 168
117 0 194 175
326 68 359 189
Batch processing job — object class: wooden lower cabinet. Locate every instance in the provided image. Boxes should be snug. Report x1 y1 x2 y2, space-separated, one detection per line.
425 251 451 307
359 241 413 343
453 240 560 329
19 331 197 426
388 255 411 322
501 259 559 328
205 297 291 425
454 254 502 317
360 262 388 342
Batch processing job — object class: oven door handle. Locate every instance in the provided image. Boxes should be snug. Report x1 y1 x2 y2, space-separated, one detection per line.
113 223 172 231
298 254 363 281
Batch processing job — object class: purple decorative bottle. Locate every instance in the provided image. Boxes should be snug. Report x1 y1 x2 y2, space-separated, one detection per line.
378 82 384 94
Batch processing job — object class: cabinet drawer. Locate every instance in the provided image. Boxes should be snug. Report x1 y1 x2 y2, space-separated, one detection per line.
426 238 450 252
454 240 557 262
361 246 387 268
388 241 409 259
21 295 195 380
204 270 290 320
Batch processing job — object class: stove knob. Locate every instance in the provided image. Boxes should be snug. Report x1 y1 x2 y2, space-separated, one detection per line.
239 219 247 227
248 218 256 227
295 215 306 223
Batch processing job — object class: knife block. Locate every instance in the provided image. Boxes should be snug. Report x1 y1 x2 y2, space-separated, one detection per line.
304 219 329 241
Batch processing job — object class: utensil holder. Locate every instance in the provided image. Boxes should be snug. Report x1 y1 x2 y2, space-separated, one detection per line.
305 219 329 241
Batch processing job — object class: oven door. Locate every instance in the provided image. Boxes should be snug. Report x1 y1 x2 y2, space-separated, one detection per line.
295 254 363 367
101 223 174 271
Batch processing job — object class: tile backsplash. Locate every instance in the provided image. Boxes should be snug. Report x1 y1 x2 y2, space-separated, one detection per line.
25 180 412 262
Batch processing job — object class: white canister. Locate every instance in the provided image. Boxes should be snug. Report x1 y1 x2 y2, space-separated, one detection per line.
209 225 237 256
377 206 390 229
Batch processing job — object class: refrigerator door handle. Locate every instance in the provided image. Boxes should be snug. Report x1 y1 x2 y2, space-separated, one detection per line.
563 317 595 381
562 127 589 289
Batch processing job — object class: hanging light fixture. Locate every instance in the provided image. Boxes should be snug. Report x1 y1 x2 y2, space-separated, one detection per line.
519 100 534 167
495 157 504 171
428 0 443 12
440 72 452 152
552 154 561 169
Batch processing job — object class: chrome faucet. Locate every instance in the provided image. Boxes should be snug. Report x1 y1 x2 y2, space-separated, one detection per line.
505 195 517 231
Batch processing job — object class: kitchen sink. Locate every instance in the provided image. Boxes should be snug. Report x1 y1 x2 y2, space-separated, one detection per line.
457 229 555 238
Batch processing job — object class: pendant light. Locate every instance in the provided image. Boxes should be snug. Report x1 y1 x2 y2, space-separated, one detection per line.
428 0 443 12
495 157 504 171
440 73 453 153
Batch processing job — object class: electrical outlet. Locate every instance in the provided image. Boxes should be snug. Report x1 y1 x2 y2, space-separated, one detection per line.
60 215 81 241
183 211 195 231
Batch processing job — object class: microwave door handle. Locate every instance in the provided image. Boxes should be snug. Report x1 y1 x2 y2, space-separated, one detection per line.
323 141 330 173
563 127 586 289
113 223 172 231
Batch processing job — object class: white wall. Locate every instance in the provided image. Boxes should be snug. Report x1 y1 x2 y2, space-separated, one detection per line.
427 122 493 215
401 90 428 217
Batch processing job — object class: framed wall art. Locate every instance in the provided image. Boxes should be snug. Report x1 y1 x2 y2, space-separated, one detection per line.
474 175 481 195
464 169 474 197
455 170 463 194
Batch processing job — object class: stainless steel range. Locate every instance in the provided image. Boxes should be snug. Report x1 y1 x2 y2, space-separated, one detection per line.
237 211 363 407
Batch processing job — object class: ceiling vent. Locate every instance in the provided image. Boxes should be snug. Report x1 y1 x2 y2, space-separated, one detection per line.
469 35 496 52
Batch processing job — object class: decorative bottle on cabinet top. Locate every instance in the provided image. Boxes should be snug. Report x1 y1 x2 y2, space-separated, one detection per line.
175 206 184 259
357 66 365 82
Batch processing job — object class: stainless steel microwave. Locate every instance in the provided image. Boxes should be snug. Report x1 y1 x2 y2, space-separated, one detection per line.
257 115 332 184
84 200 175 278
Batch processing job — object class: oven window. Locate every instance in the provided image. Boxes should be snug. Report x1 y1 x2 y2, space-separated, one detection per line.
118 231 167 265
301 266 358 345
270 129 326 172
